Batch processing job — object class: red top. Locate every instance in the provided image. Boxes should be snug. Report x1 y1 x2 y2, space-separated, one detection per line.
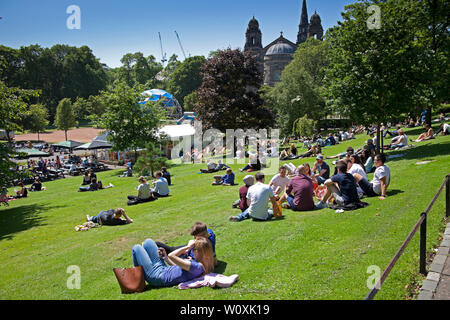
285 174 315 211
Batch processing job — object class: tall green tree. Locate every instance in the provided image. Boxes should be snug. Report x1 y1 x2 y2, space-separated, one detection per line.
194 48 274 131
326 0 426 153
167 56 206 108
99 82 166 159
54 98 77 141
0 80 39 143
23 104 49 141
414 0 450 125
266 38 331 136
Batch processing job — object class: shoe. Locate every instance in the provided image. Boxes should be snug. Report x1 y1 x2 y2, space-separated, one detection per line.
315 201 328 209
282 203 291 209
229 216 239 222
86 215 91 222
109 183 114 187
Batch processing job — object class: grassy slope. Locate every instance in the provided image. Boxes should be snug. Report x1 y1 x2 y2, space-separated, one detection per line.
0 127 449 300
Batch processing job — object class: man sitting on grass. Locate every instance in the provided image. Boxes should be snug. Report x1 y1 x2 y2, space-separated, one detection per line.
212 168 235 186
312 155 330 185
151 171 170 198
353 153 391 200
279 165 315 212
269 166 290 200
87 208 133 226
229 172 278 222
315 161 360 209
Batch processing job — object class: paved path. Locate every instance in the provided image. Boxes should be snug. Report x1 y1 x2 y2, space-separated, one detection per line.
418 223 450 300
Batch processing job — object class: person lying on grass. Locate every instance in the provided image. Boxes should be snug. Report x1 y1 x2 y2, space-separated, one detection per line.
212 168 235 186
315 161 360 209
132 237 214 288
353 153 391 200
413 123 434 142
386 129 408 150
156 221 218 267
86 208 133 226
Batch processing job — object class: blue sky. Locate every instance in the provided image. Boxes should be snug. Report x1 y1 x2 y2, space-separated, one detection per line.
0 0 355 68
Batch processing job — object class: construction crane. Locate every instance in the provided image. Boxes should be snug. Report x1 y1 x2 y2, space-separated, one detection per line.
158 32 167 66
174 31 188 60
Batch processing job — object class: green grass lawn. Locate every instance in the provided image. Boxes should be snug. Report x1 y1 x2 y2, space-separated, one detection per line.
1 127 449 300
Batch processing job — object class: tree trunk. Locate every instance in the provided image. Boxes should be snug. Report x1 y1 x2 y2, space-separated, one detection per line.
65 130 68 141
376 124 381 155
37 131 40 142
426 105 432 127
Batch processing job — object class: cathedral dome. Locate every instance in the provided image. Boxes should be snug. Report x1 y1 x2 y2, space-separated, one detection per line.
265 42 296 56
310 11 321 24
247 16 260 31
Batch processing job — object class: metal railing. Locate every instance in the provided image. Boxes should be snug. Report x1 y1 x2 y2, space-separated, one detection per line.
364 174 450 300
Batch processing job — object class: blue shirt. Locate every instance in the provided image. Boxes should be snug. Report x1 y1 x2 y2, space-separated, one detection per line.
161 260 204 286
188 229 216 259
153 177 170 195
222 172 235 185
316 161 330 179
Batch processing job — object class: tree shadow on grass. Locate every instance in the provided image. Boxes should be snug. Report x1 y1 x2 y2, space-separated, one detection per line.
0 203 57 241
385 140 450 163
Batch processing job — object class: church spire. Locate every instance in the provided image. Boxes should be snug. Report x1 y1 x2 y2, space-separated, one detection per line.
297 0 309 44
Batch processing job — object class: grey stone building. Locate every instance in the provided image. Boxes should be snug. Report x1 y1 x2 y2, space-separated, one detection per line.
244 0 324 87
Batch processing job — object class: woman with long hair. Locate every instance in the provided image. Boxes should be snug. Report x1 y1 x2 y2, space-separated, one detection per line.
132 237 214 287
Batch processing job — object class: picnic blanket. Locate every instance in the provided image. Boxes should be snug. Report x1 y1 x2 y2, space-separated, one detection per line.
178 273 239 290
74 221 100 231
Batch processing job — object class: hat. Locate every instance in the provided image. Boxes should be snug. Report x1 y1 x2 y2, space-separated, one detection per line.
316 154 324 160
367 139 373 145
243 175 255 186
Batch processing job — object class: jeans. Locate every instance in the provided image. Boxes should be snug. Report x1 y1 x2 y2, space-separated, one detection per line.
286 195 298 211
236 208 273 221
132 239 166 286
316 176 327 185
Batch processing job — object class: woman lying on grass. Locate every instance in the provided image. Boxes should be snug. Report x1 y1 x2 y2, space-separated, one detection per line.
132 237 214 288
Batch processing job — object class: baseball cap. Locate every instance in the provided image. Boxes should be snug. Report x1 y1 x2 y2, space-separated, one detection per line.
316 154 324 160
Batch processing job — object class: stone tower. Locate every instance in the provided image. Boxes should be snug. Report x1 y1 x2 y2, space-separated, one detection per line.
308 11 324 40
297 0 309 44
244 16 264 75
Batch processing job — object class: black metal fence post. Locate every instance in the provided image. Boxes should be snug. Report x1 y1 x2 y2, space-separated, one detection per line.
446 175 450 218
420 212 427 275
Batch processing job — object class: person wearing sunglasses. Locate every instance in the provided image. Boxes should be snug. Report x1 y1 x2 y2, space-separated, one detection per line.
352 153 390 200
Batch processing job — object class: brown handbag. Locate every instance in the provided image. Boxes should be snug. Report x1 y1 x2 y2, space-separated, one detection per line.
113 266 146 294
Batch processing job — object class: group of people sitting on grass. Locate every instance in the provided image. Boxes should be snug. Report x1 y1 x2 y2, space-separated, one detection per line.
127 170 171 205
228 151 390 222
78 169 113 192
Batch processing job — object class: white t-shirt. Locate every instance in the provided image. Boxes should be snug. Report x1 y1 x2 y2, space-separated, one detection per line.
443 123 449 133
372 165 390 195
269 174 290 194
246 182 275 220
348 163 367 180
